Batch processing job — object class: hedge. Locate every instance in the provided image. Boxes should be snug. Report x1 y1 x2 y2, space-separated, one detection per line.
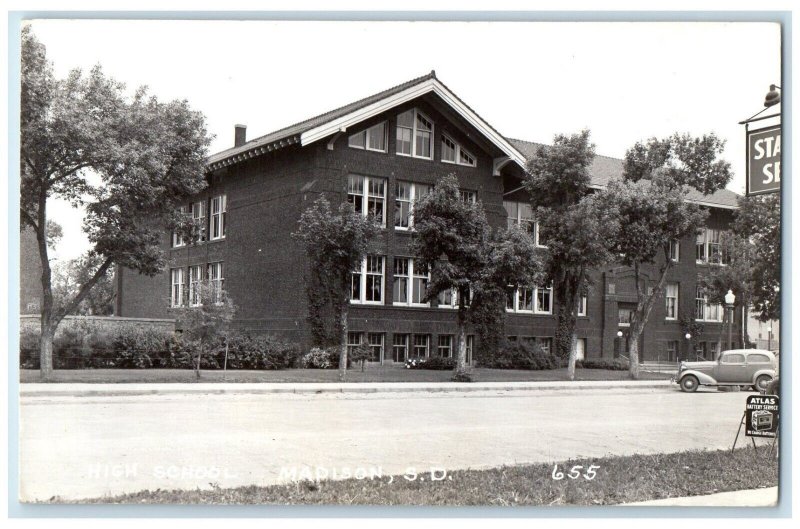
478 340 559 370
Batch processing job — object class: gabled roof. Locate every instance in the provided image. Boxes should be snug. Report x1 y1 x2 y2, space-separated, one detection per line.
508 138 740 210
208 71 527 172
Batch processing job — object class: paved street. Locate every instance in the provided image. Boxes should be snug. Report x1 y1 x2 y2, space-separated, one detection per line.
19 386 760 501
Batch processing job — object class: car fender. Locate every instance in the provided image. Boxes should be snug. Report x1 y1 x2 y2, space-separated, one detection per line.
751 369 776 384
677 369 717 385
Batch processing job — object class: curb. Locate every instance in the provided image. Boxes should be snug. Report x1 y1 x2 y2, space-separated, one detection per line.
20 380 672 398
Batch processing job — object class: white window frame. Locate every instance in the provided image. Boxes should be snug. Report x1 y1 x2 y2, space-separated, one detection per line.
392 257 429 307
441 134 477 167
210 194 227 241
577 294 588 317
535 285 553 315
348 121 388 153
207 262 224 304
506 285 551 314
665 283 679 320
668 239 680 262
394 181 431 231
466 335 474 365
348 174 387 228
392 334 409 363
696 228 726 266
396 108 434 160
412 334 430 360
192 200 206 243
172 206 189 248
504 200 545 247
367 332 385 363
170 268 185 307
459 189 477 203
437 335 453 358
695 287 723 322
188 264 203 307
351 255 385 305
347 331 364 356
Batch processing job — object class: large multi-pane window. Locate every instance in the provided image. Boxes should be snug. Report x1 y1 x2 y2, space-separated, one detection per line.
210 195 227 240
393 257 429 306
207 262 224 304
696 228 726 265
348 122 387 152
367 333 385 362
504 200 545 246
506 285 552 314
412 334 429 360
351 255 385 304
348 175 386 227
188 265 203 307
695 287 723 322
396 108 433 159
392 334 409 363
192 200 206 243
441 134 476 167
437 335 453 358
172 206 189 247
438 288 467 309
394 181 431 230
170 268 184 307
347 332 363 357
665 283 679 320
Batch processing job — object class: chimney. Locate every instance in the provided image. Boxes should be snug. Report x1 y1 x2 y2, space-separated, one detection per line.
234 124 247 147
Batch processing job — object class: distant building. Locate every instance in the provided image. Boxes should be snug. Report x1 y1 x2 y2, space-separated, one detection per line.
115 72 741 364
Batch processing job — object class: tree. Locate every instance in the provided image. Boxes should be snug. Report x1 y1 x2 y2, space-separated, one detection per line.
52 253 116 316
292 197 380 381
597 133 732 379
699 232 756 351
170 281 236 379
411 174 544 380
524 130 620 380
734 193 780 322
20 27 211 380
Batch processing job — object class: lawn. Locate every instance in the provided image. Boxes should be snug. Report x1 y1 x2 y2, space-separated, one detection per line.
19 365 672 384
68 446 777 505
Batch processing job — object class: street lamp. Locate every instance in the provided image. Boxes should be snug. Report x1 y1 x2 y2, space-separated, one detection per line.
764 84 781 107
685 333 692 361
725 289 736 351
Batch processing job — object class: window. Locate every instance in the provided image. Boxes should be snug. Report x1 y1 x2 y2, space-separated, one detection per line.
210 195 227 240
666 340 679 362
412 334 429 360
394 181 431 230
721 353 745 364
618 307 634 326
437 335 453 358
537 337 553 356
668 240 680 262
192 200 206 243
748 353 771 364
347 332 364 357
578 294 588 317
170 268 184 307
695 287 722 322
351 255 385 304
396 108 433 159
466 335 474 365
460 190 476 203
708 342 719 360
441 134 477 167
506 285 552 314
393 257 429 306
576 338 586 361
172 206 189 247
207 262 224 304
696 228 726 265
367 333 385 362
188 265 203 307
393 334 409 363
348 122 387 152
348 175 386 227
665 283 679 320
438 288 457 309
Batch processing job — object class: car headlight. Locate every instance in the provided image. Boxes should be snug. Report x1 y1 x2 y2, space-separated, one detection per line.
679 361 687 372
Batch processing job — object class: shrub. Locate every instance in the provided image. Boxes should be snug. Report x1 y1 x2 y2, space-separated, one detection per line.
215 333 302 370
451 371 473 382
20 328 40 369
301 347 339 369
479 340 559 370
404 356 456 370
348 343 372 371
575 358 630 371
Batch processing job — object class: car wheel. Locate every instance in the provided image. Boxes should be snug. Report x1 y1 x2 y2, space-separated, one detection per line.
755 375 772 393
680 375 699 393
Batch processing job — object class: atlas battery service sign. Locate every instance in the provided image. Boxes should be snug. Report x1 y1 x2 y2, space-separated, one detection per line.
745 395 779 438
747 125 781 195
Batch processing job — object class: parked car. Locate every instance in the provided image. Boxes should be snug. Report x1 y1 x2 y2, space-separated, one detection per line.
672 349 777 393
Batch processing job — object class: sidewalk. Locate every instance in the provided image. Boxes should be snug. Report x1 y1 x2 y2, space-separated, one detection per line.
622 487 778 507
19 379 672 398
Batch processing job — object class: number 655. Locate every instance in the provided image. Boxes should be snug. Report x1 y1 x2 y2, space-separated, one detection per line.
552 464 600 480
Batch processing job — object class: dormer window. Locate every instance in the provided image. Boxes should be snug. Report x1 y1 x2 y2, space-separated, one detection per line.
442 134 476 167
396 109 433 159
348 122 387 152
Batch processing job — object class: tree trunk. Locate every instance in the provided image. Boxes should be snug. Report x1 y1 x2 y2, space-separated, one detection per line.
39 321 55 381
455 314 468 377
195 341 202 379
740 303 750 348
567 331 578 381
628 323 641 380
339 307 348 382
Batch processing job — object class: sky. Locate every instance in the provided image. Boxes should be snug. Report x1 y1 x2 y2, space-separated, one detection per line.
26 19 782 262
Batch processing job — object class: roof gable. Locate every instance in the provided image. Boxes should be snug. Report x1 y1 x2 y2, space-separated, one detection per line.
208 71 526 171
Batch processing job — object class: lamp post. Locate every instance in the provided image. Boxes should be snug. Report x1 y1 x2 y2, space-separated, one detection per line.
685 332 692 361
725 289 736 351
